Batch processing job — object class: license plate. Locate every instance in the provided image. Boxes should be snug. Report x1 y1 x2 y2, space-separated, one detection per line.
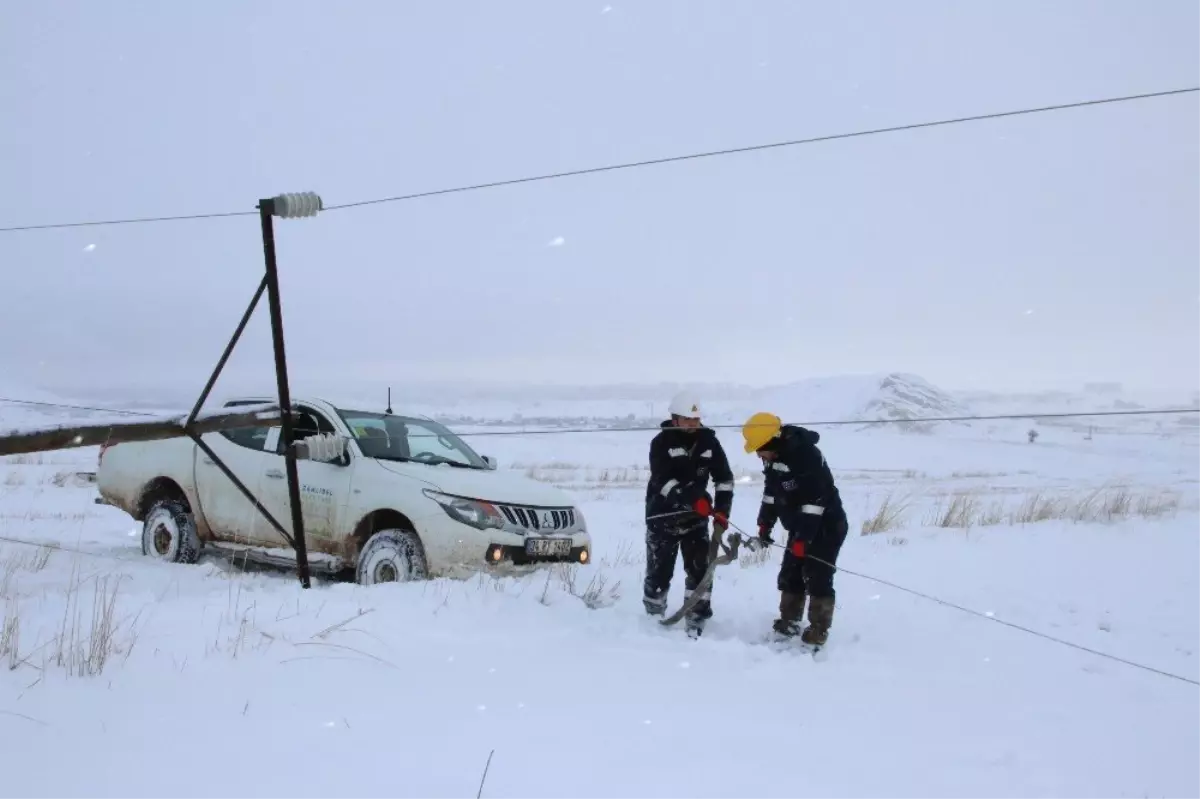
525 537 571 557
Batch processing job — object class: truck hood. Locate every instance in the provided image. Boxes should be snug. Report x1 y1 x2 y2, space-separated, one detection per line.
372 459 576 507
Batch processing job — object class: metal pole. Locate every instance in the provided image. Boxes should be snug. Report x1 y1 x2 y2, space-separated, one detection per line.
186 275 268 428
258 199 311 589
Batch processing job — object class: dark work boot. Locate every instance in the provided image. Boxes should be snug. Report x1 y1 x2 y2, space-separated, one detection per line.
772 592 805 638
684 587 712 638
643 591 667 617
801 596 835 647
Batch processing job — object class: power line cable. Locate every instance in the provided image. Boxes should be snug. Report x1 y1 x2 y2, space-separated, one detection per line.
0 397 157 418
321 87 1200 212
830 556 1200 687
0 210 255 233
716 519 1200 687
436 407 1200 439
1 86 1195 234
1 396 1196 438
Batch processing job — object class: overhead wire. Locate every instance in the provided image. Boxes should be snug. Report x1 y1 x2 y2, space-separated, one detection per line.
0 396 157 418
1 395 1196 438
715 518 1200 688
430 407 1200 439
0 209 256 233
320 87 1200 212
0 86 1195 234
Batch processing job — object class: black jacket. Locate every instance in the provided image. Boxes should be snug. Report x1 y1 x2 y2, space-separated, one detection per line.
645 421 734 532
756 425 846 543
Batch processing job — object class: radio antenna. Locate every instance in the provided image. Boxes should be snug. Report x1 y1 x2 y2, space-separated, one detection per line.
386 387 393 415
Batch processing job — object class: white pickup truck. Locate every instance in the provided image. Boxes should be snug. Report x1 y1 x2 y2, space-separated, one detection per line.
96 396 591 583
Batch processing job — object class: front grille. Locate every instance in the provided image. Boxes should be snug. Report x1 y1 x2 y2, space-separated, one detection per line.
498 505 578 533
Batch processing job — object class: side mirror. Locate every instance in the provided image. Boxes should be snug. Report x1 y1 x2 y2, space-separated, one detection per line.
482 455 498 470
296 433 350 466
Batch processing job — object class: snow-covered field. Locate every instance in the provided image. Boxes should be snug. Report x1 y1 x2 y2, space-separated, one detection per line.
1 393 1198 797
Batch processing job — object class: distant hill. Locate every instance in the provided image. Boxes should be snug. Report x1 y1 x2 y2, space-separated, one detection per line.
7 374 1194 438
703 372 969 432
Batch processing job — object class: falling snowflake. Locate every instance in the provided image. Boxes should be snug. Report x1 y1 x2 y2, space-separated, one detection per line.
547 236 565 247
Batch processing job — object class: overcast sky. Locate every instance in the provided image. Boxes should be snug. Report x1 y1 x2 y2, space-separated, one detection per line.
2 1 1197 401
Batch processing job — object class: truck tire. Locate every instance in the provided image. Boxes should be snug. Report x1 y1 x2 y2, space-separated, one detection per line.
356 529 428 585
141 498 202 564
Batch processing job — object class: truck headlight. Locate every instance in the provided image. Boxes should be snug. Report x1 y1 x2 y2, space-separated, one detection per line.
423 489 505 531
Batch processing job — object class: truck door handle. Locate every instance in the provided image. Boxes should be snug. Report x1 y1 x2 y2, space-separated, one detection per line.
265 469 284 479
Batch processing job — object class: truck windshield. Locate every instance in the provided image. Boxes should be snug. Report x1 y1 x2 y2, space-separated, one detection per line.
335 409 487 470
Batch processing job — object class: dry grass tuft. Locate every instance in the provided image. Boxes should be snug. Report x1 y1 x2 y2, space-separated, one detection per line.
1 596 19 670
1009 492 1066 525
1135 491 1180 518
51 570 139 677
978 501 1006 527
861 493 912 535
926 492 982 529
600 539 642 569
1 544 57 671
1 544 55 598
920 486 1183 530
543 564 621 609
205 579 276 659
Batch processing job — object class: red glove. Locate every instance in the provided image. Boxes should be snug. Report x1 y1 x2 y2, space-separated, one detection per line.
789 539 806 558
712 511 729 528
693 497 712 517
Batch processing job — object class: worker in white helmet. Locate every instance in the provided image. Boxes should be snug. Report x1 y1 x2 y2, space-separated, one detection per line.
642 391 736 637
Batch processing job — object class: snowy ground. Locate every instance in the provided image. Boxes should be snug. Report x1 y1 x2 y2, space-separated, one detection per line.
1 406 1197 797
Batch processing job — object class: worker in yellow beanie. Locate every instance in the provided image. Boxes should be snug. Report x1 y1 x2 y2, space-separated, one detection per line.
742 412 848 647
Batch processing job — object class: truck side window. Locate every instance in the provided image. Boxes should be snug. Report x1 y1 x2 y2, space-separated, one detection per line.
218 400 271 451
220 426 271 451
277 407 336 455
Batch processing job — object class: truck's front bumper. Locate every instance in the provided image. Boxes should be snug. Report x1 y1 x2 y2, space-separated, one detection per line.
484 539 590 567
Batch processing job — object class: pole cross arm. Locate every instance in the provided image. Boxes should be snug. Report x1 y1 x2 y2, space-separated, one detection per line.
0 404 282 457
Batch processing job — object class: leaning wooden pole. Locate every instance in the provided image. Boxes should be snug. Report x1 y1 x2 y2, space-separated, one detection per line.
0 404 281 458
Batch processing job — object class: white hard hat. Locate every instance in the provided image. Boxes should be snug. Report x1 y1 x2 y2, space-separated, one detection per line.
668 391 702 419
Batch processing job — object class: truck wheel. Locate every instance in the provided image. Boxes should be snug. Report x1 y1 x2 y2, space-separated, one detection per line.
356 529 428 585
141 498 201 564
